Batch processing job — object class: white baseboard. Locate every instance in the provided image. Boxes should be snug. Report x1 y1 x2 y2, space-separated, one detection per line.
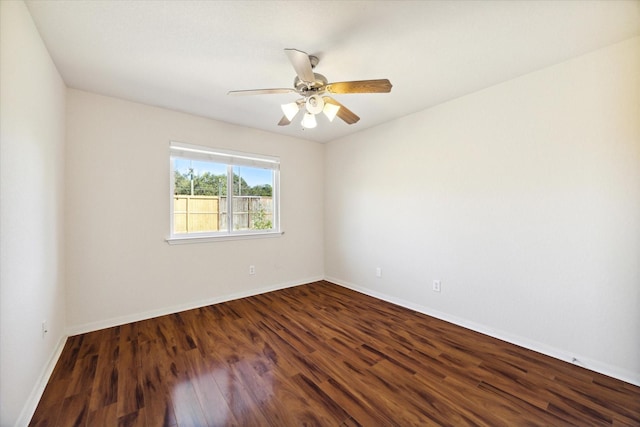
66 276 324 336
325 275 640 387
16 334 68 427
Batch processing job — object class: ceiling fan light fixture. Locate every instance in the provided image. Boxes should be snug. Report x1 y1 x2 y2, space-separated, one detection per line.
301 112 317 129
228 48 390 128
281 102 299 121
322 102 340 122
305 94 324 115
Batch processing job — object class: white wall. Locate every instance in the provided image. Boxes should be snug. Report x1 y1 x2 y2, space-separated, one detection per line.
1 5 636 423
325 37 640 384
0 2 68 426
65 90 324 332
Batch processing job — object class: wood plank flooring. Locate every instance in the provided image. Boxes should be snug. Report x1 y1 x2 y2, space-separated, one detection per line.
30 280 640 426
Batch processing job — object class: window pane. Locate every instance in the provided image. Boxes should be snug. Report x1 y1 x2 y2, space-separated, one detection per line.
169 142 280 240
173 158 228 233
232 166 274 231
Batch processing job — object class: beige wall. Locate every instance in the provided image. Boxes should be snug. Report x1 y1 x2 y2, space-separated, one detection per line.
0 2 68 425
3 5 639 423
65 90 324 332
325 37 640 384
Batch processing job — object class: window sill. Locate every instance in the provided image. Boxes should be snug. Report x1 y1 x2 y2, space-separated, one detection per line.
166 231 284 245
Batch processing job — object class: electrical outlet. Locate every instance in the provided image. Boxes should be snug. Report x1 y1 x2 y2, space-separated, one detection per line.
432 280 441 292
376 267 382 277
249 265 256 275
42 320 48 338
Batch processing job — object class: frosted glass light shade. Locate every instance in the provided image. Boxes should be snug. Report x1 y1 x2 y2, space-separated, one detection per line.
301 112 317 128
305 94 324 114
322 102 340 122
281 102 300 121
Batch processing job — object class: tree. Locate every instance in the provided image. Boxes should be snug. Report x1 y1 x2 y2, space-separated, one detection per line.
195 172 226 196
174 170 272 197
247 184 272 197
232 174 251 196
174 170 191 195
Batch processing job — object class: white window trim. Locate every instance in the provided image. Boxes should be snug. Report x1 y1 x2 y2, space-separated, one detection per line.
166 141 281 244
166 230 284 245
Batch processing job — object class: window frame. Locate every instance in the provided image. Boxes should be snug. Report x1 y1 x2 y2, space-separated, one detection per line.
166 141 281 244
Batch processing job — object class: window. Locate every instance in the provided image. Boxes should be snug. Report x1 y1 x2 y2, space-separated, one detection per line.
168 142 280 243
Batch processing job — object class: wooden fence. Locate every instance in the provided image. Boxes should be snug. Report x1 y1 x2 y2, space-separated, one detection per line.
173 195 273 233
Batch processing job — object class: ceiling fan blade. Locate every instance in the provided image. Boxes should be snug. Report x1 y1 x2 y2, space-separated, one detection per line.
323 96 360 125
284 48 315 83
277 115 292 126
325 79 392 94
227 88 295 96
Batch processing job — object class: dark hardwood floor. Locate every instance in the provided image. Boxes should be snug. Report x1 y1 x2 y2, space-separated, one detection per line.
30 280 639 426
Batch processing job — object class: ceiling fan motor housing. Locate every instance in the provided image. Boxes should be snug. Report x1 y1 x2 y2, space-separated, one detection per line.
294 73 328 94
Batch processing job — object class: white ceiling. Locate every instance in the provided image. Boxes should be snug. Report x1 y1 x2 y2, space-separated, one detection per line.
26 0 640 143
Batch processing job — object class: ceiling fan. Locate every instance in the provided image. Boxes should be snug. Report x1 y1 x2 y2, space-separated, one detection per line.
227 48 392 129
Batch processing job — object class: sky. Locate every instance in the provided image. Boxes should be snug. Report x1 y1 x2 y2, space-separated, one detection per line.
174 158 272 187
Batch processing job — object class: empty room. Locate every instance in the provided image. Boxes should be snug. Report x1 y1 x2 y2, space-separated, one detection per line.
1 1 639 426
